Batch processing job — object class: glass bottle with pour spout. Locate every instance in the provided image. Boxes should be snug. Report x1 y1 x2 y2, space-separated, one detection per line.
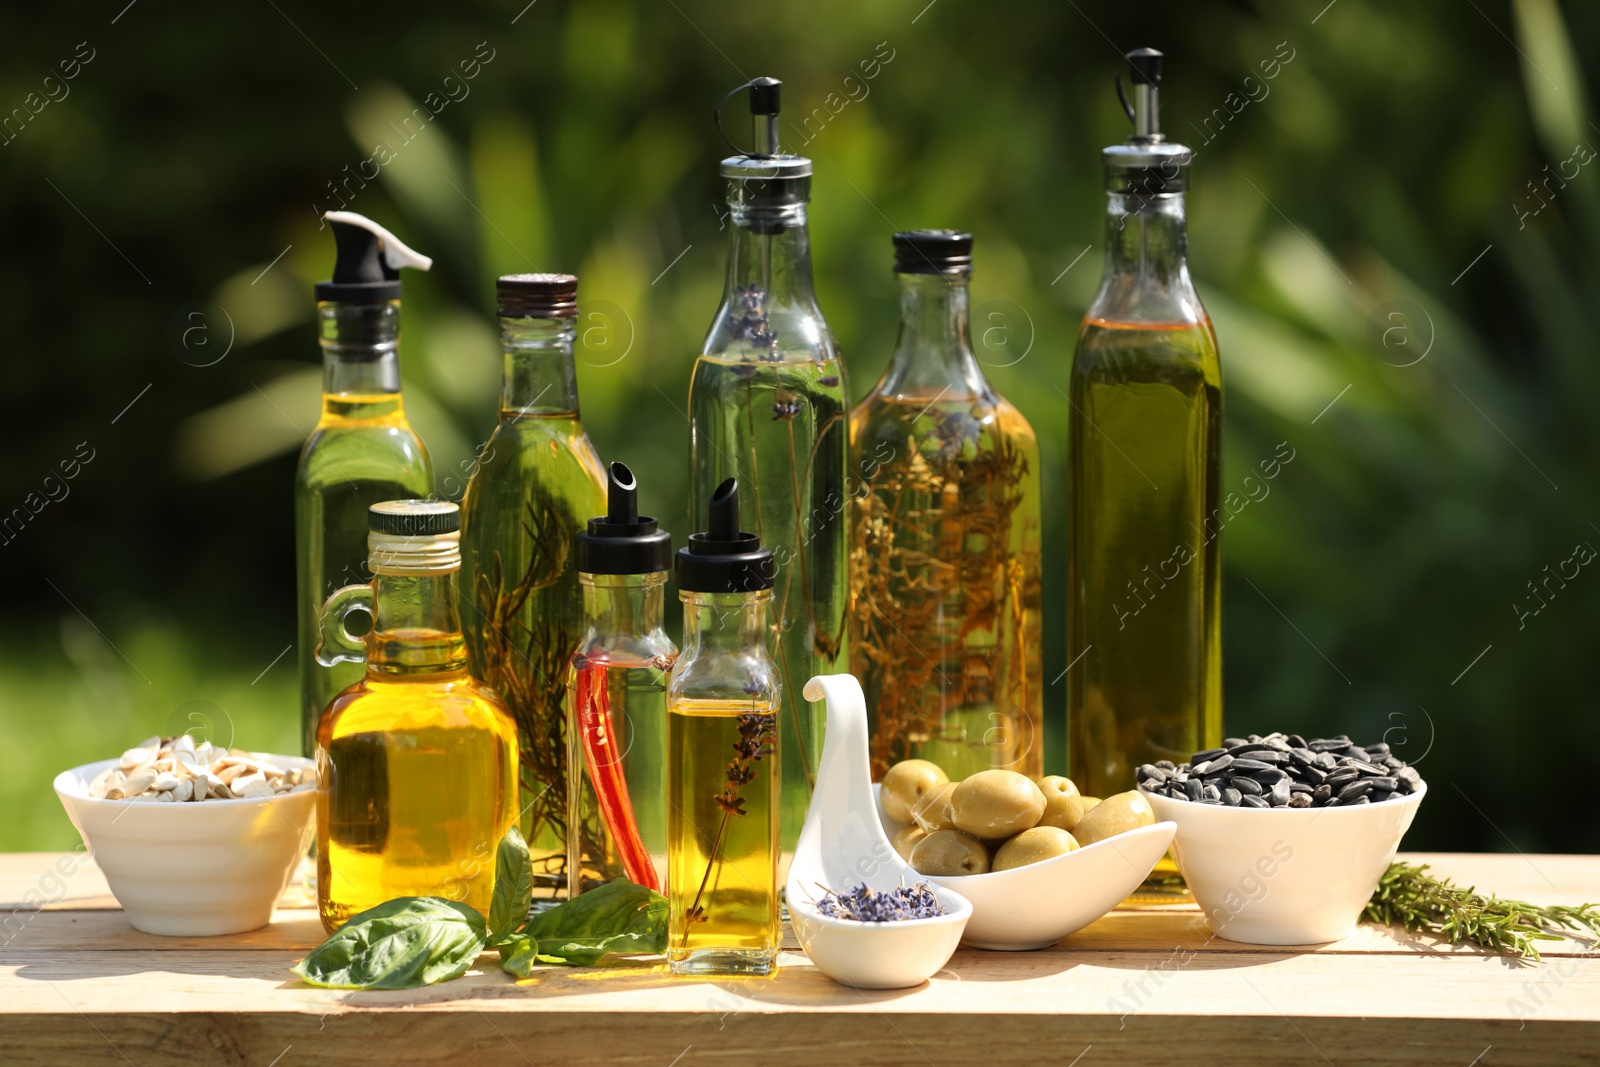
688 78 848 882
458 274 608 901
566 462 677 896
296 212 434 757
667 479 781 977
314 501 519 932
849 230 1043 781
1067 49 1222 900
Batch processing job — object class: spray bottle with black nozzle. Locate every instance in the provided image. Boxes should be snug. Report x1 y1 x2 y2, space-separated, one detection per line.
298 212 435 756
666 478 782 977
1066 48 1222 903
565 461 677 898
689 76 849 886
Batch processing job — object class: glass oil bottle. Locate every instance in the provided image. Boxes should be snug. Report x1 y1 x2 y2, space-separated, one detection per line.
667 479 781 977
1067 50 1222 899
296 212 434 757
689 78 847 876
565 461 677 896
314 501 519 932
849 231 1044 781
459 274 608 900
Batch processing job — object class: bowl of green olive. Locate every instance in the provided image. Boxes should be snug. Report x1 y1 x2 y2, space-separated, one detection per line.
874 761 1175 950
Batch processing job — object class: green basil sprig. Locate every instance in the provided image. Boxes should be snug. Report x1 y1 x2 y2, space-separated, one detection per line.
292 827 668 989
498 878 669 975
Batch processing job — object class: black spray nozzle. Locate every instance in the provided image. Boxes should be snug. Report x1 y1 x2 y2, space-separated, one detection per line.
707 478 740 539
1126 48 1163 86
716 76 784 158
608 461 639 524
1114 47 1164 142
316 211 432 303
576 461 672 575
677 477 775 593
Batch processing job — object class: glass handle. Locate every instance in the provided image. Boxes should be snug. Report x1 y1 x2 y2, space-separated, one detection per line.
316 584 373 667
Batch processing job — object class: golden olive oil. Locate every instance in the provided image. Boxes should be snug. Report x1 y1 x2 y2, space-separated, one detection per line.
1067 318 1222 796
667 699 780 973
296 390 431 754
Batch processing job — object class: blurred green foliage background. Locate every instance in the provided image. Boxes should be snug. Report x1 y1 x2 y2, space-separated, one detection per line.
2 0 1596 855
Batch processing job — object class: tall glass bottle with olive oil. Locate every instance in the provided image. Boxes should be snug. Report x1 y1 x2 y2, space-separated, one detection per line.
688 78 848 874
459 274 608 900
1067 50 1222 890
297 213 435 756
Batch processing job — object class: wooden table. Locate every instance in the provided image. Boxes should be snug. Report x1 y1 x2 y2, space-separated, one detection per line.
0 852 1595 1066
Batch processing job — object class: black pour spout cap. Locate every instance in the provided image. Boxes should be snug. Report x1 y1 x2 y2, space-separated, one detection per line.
676 478 775 593
1126 48 1162 85
315 211 433 303
576 462 673 575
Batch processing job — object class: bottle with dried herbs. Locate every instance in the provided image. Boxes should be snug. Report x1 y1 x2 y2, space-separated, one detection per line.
849 231 1043 781
296 212 434 757
459 274 607 900
566 461 676 896
689 78 847 874
1067 50 1222 899
315 501 519 932
667 479 781 977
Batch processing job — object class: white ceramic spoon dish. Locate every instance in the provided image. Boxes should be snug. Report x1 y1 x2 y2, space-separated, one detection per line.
876 788 1176 950
786 675 972 989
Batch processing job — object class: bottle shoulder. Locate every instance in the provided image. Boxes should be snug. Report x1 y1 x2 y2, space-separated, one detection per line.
459 424 607 519
296 429 433 493
318 674 517 741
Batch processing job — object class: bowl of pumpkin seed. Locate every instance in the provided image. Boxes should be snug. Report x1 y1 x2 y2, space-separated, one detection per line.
54 735 317 936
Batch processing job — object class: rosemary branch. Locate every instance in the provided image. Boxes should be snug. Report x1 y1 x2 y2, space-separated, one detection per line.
1364 862 1600 961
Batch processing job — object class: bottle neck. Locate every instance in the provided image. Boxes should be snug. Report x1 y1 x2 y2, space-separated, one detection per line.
679 590 770 658
500 316 580 418
318 301 403 420
877 272 987 398
581 571 667 641
1088 192 1205 325
367 570 466 676
723 204 818 312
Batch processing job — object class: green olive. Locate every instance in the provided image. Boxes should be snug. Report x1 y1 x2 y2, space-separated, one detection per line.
992 826 1080 871
1036 775 1087 831
892 824 927 862
911 781 958 832
1071 789 1155 846
910 829 991 876
951 770 1047 840
880 759 950 824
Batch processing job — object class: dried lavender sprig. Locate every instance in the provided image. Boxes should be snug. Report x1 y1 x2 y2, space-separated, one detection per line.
814 879 946 922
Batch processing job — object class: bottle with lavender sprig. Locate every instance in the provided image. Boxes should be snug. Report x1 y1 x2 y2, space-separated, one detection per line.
689 78 849 888
666 479 782 976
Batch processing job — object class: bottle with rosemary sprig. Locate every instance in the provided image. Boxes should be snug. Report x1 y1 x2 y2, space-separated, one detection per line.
666 478 782 977
848 230 1043 781
459 274 607 901
689 78 848 882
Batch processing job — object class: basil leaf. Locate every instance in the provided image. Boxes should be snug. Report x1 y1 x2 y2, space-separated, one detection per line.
497 933 543 979
515 878 668 967
488 826 533 945
292 897 487 990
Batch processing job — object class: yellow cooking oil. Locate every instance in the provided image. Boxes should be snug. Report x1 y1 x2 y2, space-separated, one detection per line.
1067 317 1221 899
667 699 780 973
317 660 520 929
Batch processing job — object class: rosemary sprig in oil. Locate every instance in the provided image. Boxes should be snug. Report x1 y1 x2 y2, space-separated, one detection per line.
1365 861 1600 961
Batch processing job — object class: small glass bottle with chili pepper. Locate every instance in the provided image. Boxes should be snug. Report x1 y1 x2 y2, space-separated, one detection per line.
565 462 677 896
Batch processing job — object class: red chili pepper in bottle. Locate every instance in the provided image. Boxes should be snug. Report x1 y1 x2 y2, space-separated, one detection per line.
575 659 659 892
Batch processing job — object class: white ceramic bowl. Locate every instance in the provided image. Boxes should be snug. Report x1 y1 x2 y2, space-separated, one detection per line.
1144 780 1427 945
788 676 972 989
875 785 1175 950
54 754 317 936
